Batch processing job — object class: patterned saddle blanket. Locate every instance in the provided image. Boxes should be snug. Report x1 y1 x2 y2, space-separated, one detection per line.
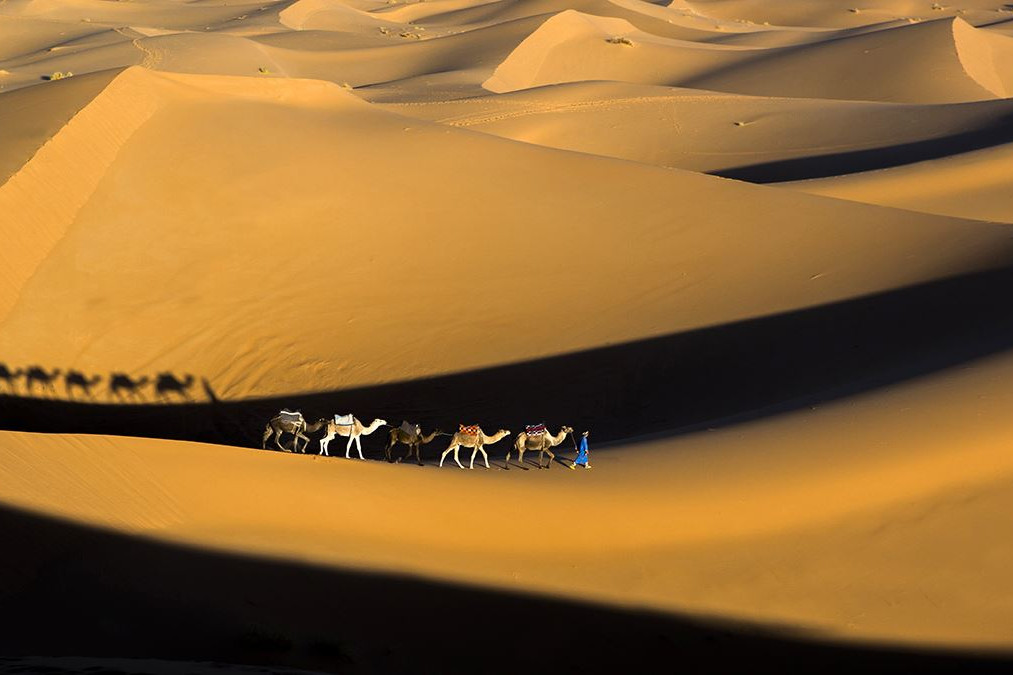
278 409 303 423
334 413 355 427
459 424 481 437
400 420 420 436
526 423 547 436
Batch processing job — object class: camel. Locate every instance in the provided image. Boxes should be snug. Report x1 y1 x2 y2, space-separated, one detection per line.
24 366 60 397
506 425 573 470
384 422 441 465
65 371 102 399
262 411 328 452
155 373 194 401
109 373 149 401
439 427 511 470
0 364 22 394
319 416 388 459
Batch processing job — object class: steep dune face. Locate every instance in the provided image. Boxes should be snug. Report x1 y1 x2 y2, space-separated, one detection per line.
486 14 1011 103
483 10 753 93
0 68 120 184
2 68 1012 400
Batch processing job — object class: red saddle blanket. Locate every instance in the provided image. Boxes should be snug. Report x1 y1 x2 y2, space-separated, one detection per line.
526 424 547 436
459 424 481 436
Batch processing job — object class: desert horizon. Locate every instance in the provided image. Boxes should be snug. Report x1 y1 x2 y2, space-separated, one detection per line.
2 0 1013 673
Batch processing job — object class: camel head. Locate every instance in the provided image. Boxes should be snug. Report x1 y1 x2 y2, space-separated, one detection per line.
489 429 511 441
561 425 574 434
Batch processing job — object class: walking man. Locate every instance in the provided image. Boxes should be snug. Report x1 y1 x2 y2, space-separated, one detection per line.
570 430 591 470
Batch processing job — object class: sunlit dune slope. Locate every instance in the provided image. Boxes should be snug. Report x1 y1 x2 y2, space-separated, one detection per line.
785 140 1013 224
485 14 1011 103
2 68 1012 399
3 344 1013 647
384 80 1013 175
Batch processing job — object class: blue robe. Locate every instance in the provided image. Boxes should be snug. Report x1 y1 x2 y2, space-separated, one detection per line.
575 436 589 466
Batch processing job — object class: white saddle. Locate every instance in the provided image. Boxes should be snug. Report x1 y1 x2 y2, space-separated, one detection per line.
334 413 355 426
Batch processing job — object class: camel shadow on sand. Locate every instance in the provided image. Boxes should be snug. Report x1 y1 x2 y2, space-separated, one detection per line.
0 367 198 403
4 266 1013 460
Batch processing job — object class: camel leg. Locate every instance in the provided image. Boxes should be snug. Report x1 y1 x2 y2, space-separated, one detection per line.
295 431 310 453
354 435 365 460
439 444 456 467
544 447 556 469
469 447 478 470
385 437 395 463
319 433 332 456
274 429 286 452
414 443 423 466
480 446 490 469
262 425 273 450
345 434 354 459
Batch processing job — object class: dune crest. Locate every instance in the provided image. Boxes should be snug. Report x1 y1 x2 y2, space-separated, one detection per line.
485 12 1010 103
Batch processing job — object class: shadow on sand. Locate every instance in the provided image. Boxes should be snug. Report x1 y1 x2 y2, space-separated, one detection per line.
715 113 1013 183
3 266 1013 455
0 502 1010 674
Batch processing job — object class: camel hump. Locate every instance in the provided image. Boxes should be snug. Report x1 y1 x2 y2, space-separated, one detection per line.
334 413 355 426
400 420 418 435
525 423 547 436
459 424 480 436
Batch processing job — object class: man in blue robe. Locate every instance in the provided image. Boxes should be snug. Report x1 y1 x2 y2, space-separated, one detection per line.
570 430 591 470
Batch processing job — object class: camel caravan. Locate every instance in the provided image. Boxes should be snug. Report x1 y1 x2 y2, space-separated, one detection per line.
262 410 591 470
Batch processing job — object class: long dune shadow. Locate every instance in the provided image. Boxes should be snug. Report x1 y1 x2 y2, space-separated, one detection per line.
714 116 1013 183
0 502 1010 674
4 265 1013 453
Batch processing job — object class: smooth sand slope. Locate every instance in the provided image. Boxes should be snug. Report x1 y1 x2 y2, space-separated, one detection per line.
2 67 1012 400
3 345 1013 655
2 0 1013 672
486 14 1011 102
383 80 1013 175
786 140 1013 223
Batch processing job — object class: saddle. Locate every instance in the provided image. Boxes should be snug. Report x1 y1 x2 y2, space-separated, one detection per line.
525 423 547 437
334 413 355 427
278 409 303 423
400 420 420 437
459 424 480 437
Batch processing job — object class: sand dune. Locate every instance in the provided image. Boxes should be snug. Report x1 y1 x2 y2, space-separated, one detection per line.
4 0 1013 671
785 140 1013 223
3 342 1013 649
487 13 1012 102
2 67 1012 399
384 81 1013 175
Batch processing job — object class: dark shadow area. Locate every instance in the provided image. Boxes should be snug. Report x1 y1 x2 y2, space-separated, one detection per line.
713 118 1013 183
0 502 1010 674
4 266 1013 455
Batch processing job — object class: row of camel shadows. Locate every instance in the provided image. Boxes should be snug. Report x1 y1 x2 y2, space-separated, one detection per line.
264 411 575 470
0 364 195 401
